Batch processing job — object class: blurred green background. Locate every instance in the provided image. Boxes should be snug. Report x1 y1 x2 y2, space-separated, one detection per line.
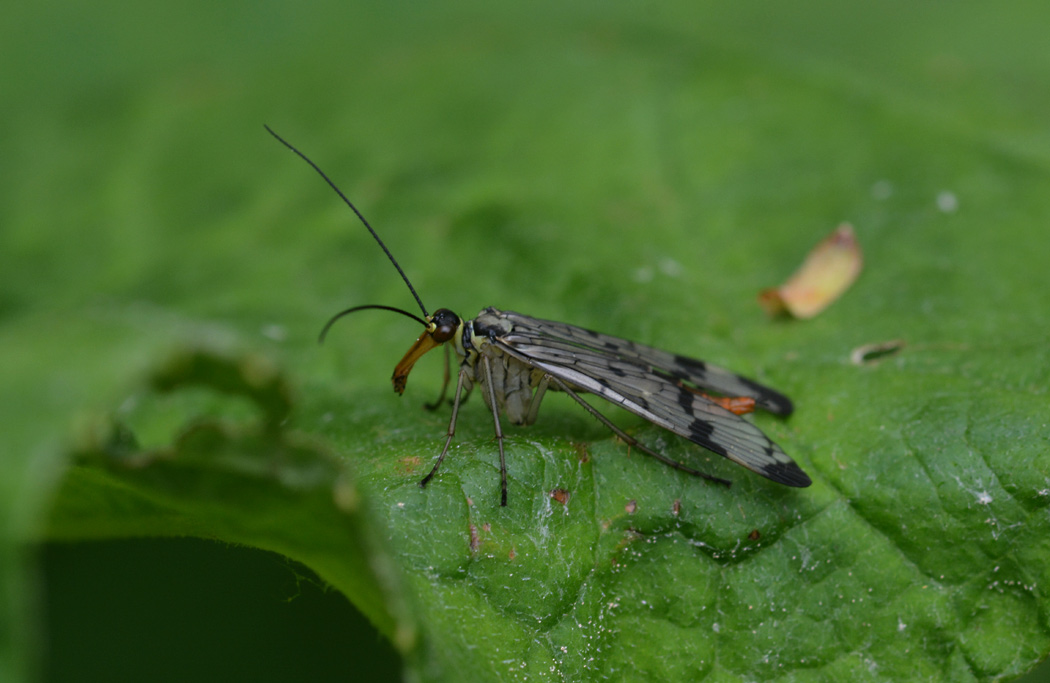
3 1 1049 681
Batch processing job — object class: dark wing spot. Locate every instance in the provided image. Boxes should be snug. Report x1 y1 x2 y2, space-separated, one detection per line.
687 419 729 457
758 459 812 487
673 355 708 380
677 388 695 414
738 376 794 415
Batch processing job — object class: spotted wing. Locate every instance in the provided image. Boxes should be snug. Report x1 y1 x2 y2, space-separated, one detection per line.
493 310 810 487
499 311 793 415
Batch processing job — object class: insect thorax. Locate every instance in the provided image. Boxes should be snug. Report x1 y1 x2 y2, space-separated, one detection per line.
470 307 513 338
462 307 543 425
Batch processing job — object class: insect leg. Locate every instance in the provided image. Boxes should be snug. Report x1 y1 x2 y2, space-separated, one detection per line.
480 355 509 506
423 344 452 411
420 366 469 489
546 375 732 487
522 374 550 426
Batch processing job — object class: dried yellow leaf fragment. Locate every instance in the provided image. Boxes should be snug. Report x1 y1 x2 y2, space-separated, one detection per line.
759 223 862 319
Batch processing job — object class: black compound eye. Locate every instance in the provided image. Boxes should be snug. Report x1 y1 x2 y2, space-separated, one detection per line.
429 308 461 343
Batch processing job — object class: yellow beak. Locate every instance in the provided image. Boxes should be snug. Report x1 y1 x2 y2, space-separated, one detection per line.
392 330 441 395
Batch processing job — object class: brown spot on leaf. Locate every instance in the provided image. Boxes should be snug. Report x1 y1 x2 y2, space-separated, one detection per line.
396 456 422 473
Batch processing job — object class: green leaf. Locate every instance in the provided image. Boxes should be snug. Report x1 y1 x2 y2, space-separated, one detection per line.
3 1 1050 681
52 351 419 656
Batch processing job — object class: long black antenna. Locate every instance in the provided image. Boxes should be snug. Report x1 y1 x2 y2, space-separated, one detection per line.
319 304 428 344
264 125 429 318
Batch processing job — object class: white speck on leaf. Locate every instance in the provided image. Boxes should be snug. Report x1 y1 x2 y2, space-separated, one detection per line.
659 257 683 278
871 179 893 200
